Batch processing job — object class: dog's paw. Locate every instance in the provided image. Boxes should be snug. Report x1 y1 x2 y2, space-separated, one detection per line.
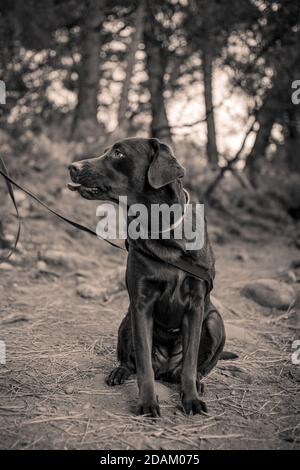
181 395 208 415
106 366 131 386
136 399 161 418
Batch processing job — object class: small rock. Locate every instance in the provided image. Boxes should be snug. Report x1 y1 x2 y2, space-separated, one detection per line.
38 405 48 413
39 250 75 269
37 260 49 272
262 332 273 341
0 262 13 270
16 242 24 253
241 278 296 310
235 251 249 262
75 270 91 279
11 190 31 217
13 190 27 205
64 384 74 395
276 270 297 283
77 283 100 299
36 260 59 277
1 314 29 325
101 291 110 303
5 234 17 243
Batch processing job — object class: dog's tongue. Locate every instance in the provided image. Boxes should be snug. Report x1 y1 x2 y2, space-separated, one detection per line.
67 182 81 191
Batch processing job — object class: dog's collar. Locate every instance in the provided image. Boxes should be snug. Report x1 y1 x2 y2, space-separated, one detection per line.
156 187 190 235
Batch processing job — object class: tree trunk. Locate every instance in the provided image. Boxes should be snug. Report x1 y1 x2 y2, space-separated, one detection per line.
116 1 145 135
285 107 300 173
144 5 172 146
202 44 218 167
71 0 103 141
245 87 277 183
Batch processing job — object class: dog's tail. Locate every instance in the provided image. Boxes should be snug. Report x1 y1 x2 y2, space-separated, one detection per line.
219 351 238 360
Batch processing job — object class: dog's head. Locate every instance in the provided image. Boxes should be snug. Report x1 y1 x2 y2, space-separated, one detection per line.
68 138 185 203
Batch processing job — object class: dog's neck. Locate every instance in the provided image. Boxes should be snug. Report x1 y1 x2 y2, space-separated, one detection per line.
155 188 190 235
126 181 193 262
127 180 186 231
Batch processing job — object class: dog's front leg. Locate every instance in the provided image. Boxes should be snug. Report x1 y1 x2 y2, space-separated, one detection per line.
181 282 207 415
131 292 160 418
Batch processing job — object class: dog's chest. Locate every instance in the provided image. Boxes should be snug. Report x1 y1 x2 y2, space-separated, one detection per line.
153 272 195 330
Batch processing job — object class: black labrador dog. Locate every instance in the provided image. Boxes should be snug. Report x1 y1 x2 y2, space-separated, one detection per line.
68 137 225 417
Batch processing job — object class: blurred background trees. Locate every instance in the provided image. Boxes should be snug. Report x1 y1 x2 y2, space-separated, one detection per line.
71 0 104 140
226 0 300 184
0 0 299 193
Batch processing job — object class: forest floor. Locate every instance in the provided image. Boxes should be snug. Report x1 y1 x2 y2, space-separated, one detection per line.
0 152 299 450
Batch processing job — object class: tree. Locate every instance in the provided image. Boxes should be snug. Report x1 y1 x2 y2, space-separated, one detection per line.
116 1 145 136
144 1 172 145
71 0 104 141
202 40 218 166
245 84 279 181
182 0 258 166
0 0 85 127
226 0 300 180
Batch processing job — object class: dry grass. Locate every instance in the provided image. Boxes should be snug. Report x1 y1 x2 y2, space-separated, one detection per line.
0 274 299 450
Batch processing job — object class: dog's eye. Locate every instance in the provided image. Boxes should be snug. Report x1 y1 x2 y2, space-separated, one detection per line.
113 149 125 159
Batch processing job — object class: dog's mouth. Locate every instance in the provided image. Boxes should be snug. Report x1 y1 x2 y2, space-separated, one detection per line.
67 182 97 193
67 181 102 199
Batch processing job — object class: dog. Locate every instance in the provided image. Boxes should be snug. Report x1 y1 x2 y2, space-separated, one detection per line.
68 137 226 417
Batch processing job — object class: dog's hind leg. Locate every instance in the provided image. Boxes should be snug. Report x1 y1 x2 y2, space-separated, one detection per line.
197 309 225 383
106 311 136 386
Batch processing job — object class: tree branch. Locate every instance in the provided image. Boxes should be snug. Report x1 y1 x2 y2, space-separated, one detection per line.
204 115 257 199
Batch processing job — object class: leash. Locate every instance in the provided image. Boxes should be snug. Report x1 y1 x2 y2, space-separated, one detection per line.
0 156 213 292
0 157 124 256
0 157 21 261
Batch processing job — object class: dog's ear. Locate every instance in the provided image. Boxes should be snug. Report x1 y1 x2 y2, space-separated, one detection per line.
148 138 185 189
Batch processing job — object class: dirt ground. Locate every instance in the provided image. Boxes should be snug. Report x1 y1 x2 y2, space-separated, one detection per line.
0 160 299 450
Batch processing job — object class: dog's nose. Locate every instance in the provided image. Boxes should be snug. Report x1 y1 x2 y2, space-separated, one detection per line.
68 162 83 179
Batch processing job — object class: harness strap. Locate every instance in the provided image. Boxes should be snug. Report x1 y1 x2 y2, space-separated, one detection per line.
166 258 213 293
136 245 213 295
0 156 213 292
